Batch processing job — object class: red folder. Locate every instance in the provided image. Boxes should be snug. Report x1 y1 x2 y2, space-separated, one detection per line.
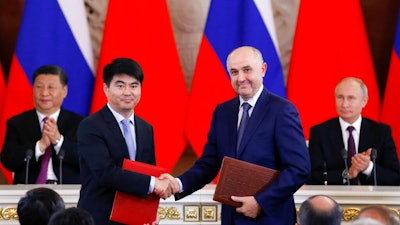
110 159 166 225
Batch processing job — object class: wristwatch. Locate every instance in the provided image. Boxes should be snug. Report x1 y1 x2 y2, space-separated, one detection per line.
53 136 62 146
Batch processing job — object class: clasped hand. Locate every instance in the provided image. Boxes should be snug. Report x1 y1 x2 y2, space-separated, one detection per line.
39 117 61 152
153 173 180 199
348 148 372 179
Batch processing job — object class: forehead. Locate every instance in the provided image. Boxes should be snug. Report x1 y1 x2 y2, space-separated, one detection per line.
34 74 61 84
227 49 257 69
111 74 139 83
335 80 362 96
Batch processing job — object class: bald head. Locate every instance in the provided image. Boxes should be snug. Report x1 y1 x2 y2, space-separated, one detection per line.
298 195 342 225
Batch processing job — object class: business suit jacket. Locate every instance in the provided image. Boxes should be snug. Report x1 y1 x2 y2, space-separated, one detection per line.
77 106 155 225
176 89 310 225
307 117 400 185
1 108 83 184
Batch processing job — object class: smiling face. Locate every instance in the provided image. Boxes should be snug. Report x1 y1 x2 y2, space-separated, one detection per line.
33 74 67 115
104 73 141 118
335 78 368 124
227 46 266 101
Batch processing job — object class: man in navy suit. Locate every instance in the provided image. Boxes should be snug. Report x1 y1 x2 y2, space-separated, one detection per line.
163 46 310 225
77 58 171 225
1 65 83 184
307 77 400 185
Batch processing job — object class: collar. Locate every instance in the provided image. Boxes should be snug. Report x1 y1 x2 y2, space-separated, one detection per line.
36 109 61 122
239 85 263 107
107 103 135 125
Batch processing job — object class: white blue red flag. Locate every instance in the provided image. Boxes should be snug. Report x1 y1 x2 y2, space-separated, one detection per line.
185 0 285 156
1 0 94 183
382 10 400 157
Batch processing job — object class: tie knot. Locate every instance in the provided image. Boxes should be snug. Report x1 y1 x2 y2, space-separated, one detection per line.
121 119 131 126
242 102 251 112
43 116 48 122
347 126 355 133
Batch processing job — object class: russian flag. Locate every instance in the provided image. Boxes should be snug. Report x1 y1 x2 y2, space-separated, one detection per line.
185 0 285 157
1 0 94 183
381 10 400 157
287 0 380 139
90 0 188 172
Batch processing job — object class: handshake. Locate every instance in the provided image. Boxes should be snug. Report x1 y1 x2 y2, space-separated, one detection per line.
153 174 180 199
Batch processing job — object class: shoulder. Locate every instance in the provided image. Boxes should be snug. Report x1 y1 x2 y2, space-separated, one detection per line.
134 115 153 130
310 118 338 132
7 109 36 124
362 117 391 131
60 108 84 121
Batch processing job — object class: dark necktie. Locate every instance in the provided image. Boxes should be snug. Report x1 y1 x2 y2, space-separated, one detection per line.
347 126 358 185
36 117 52 184
347 126 356 165
237 103 251 151
121 119 136 160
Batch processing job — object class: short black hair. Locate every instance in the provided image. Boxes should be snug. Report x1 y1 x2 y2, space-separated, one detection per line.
48 207 95 225
17 187 65 225
32 65 68 86
102 58 144 86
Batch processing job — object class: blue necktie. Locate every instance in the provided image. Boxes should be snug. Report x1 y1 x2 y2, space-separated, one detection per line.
121 119 136 160
237 103 251 151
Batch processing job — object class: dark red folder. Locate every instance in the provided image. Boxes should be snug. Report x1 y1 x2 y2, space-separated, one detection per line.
110 159 166 225
213 156 280 207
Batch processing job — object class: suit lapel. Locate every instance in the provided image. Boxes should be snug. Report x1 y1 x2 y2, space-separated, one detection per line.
100 106 131 159
358 119 370 153
134 116 144 161
330 119 344 152
237 89 269 157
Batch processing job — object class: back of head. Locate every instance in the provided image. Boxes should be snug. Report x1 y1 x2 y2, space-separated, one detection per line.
17 187 65 225
102 57 144 86
357 205 400 225
298 195 342 225
48 207 94 225
352 218 385 225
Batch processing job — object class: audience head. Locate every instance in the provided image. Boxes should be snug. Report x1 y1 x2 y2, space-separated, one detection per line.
17 187 65 225
226 46 267 101
32 64 68 115
48 207 95 225
352 218 385 225
356 205 400 225
297 195 342 225
334 77 368 124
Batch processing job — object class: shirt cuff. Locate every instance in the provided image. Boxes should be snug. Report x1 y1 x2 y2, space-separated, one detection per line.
148 176 155 194
35 141 43 161
362 161 374 177
176 178 183 193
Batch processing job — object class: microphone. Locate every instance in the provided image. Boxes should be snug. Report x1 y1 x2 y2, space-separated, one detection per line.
323 161 328 185
341 148 350 186
371 148 378 186
24 149 33 184
58 149 65 185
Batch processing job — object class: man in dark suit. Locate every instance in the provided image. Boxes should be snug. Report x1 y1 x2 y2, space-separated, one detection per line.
1 65 83 184
307 77 400 185
77 58 171 225
163 46 310 225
